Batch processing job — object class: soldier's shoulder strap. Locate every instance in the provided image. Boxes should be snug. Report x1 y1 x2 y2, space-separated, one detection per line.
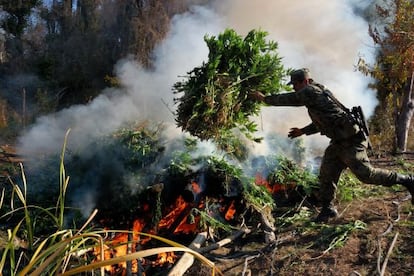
321 88 350 112
314 83 372 148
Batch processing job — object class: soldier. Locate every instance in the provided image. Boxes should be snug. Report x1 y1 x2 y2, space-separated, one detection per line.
249 68 414 222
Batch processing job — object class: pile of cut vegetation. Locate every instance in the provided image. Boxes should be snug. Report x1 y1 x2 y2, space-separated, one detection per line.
173 28 288 160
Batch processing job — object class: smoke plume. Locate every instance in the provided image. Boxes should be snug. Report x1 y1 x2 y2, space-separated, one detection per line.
19 1 377 156
17 1 379 214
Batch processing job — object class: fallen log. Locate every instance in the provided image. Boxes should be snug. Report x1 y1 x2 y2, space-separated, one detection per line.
168 231 207 276
197 227 251 254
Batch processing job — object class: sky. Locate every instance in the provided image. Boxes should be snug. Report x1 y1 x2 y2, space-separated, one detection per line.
18 0 378 162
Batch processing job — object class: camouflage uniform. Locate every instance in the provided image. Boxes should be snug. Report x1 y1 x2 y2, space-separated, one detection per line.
263 82 410 207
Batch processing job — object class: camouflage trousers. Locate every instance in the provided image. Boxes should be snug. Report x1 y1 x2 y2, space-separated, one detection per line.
318 139 399 205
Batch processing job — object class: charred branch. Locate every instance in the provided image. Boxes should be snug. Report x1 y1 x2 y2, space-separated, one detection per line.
168 232 208 276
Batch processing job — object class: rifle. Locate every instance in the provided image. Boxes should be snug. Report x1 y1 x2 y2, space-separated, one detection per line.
350 106 372 150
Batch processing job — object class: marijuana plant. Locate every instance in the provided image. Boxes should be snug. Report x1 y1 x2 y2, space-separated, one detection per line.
173 28 288 159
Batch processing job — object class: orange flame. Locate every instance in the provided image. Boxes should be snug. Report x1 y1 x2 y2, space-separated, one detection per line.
154 252 177 266
158 195 188 229
225 200 236 220
93 180 241 273
157 195 201 234
191 180 202 194
255 172 295 194
173 214 200 234
255 172 273 193
93 219 149 274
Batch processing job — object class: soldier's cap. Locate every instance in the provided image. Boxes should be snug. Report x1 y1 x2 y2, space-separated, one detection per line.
288 68 311 85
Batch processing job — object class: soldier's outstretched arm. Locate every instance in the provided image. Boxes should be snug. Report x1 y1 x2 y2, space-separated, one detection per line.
288 128 304 138
248 91 266 102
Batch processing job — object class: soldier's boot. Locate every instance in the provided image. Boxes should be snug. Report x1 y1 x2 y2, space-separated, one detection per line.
397 174 414 204
314 203 338 223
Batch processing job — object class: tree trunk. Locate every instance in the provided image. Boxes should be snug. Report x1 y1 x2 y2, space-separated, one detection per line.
396 71 414 152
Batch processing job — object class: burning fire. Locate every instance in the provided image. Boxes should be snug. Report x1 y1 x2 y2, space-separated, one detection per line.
94 218 180 274
254 172 296 194
92 172 295 274
94 218 147 273
93 180 237 274
154 252 176 266
224 200 236 221
158 195 202 234
191 180 202 194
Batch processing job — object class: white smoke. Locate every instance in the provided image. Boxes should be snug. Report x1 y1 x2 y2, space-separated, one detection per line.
211 0 378 155
17 5 222 157
18 1 378 168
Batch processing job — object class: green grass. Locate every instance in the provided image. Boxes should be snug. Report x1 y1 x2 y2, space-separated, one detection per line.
0 130 221 275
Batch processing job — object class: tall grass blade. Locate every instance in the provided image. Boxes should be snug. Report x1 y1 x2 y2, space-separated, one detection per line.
57 129 71 229
0 220 23 274
12 164 34 249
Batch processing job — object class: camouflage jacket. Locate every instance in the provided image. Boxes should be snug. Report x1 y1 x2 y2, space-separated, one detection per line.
264 83 360 141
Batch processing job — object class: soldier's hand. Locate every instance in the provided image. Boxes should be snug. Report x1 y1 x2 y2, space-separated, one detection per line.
248 91 265 102
288 128 303 139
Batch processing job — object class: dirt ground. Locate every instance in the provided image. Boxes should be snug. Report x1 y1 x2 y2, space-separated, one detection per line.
185 196 414 276
186 154 414 276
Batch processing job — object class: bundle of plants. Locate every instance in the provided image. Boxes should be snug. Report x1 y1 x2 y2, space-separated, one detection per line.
173 28 288 159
